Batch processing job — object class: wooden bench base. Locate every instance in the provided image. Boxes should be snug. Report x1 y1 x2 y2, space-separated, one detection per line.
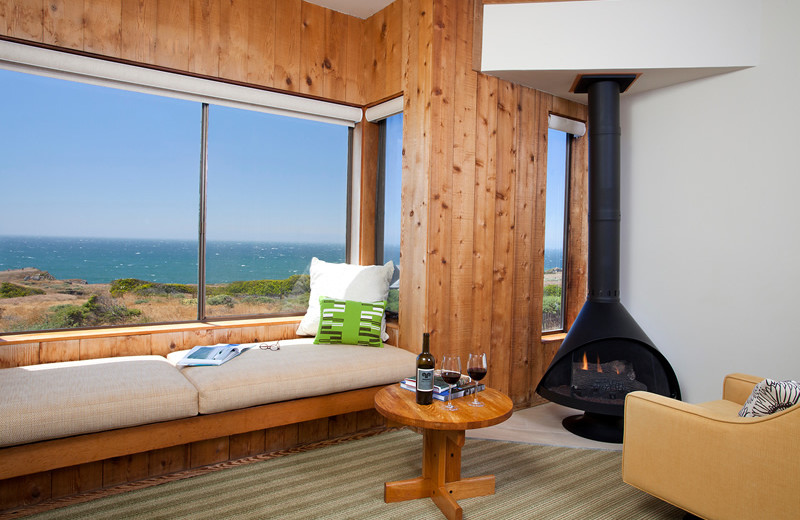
0 386 387 512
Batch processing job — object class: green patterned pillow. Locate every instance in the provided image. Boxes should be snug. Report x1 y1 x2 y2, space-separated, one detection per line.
313 297 386 348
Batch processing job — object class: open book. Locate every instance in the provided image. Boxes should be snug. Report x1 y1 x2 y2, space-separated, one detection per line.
176 344 247 366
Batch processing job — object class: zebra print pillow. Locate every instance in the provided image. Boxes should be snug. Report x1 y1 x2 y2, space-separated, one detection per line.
738 379 800 417
313 297 386 348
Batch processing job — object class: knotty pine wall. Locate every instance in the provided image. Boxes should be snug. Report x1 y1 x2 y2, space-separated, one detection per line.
0 0 588 408
400 0 587 406
0 0 401 106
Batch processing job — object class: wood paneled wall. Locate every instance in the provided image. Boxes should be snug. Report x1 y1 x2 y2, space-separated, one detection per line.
1 0 588 408
0 0 401 106
399 0 588 407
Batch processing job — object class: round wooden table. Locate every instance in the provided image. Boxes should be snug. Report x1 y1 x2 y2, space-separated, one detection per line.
374 384 513 520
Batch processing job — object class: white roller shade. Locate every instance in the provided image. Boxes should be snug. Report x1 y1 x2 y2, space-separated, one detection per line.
365 96 403 122
548 114 586 137
0 40 363 127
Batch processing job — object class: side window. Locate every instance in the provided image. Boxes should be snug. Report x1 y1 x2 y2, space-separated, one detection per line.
543 127 570 332
375 112 403 316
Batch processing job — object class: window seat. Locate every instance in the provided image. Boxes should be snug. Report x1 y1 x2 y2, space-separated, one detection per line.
0 338 416 489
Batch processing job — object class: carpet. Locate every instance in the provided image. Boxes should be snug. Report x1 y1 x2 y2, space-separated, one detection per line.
21 429 683 520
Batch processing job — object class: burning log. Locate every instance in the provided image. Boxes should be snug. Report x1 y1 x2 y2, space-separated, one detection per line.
570 355 647 401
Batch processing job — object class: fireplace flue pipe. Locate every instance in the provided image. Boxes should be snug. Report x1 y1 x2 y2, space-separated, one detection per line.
586 79 622 303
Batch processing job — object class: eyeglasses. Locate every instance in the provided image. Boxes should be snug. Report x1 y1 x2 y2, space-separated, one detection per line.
259 341 280 351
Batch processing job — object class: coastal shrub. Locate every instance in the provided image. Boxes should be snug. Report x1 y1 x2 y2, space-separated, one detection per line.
110 278 196 297
0 282 45 298
36 295 142 330
110 278 146 297
387 288 399 313
542 294 561 316
208 294 235 308
542 294 562 330
159 283 196 295
543 284 562 298
212 274 311 298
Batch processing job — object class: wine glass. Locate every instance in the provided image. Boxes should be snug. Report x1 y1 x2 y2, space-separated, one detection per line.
440 355 462 411
467 352 487 407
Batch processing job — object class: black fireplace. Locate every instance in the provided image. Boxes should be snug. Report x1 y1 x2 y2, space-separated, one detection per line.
536 75 681 443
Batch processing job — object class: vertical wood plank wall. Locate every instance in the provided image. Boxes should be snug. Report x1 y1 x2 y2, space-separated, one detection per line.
401 0 588 406
0 0 588 408
0 0 401 106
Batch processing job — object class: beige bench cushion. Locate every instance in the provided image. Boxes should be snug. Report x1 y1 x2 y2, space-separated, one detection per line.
0 356 199 447
168 339 417 414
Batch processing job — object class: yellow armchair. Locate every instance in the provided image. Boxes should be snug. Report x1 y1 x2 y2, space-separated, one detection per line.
622 373 800 520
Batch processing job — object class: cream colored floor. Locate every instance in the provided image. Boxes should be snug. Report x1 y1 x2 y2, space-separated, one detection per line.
465 402 623 451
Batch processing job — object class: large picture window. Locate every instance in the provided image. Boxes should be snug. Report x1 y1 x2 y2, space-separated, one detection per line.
0 65 351 333
204 105 349 318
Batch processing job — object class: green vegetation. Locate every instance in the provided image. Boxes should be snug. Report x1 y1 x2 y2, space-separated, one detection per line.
207 294 235 308
386 288 399 313
543 284 561 298
207 274 310 298
0 282 45 298
542 284 562 331
203 274 312 312
4 273 314 332
32 295 142 330
110 278 197 297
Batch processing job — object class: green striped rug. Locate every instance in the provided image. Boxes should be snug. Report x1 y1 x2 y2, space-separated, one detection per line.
25 429 683 520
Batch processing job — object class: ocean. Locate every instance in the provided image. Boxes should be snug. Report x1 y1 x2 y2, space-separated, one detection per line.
0 236 560 284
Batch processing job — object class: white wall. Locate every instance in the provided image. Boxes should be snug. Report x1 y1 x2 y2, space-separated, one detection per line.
619 0 800 402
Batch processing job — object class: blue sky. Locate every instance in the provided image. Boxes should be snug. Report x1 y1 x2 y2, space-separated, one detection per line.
544 128 568 251
0 68 349 243
382 113 403 248
1 67 552 252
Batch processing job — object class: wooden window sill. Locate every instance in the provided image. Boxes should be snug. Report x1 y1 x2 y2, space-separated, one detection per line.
0 316 303 346
542 332 567 343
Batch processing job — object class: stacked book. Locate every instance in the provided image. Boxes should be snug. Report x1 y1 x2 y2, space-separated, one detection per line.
401 375 485 401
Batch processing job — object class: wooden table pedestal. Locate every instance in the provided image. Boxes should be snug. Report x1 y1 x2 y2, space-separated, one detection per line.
384 428 495 520
375 385 513 520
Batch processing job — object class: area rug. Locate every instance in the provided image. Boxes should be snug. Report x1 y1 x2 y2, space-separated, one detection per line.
20 429 683 520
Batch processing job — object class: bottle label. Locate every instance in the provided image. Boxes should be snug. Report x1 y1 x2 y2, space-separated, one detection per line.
417 368 434 392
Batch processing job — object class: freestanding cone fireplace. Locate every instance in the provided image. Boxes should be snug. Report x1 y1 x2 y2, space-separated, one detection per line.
536 75 681 443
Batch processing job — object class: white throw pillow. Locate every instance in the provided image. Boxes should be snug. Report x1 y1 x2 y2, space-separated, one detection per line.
296 257 394 340
738 378 800 417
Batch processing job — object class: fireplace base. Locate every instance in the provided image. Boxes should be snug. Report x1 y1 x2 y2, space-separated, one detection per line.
562 411 624 443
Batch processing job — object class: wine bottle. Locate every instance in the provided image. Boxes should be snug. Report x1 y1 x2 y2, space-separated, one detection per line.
416 333 435 405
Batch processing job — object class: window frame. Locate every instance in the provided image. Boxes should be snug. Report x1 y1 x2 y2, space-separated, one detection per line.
365 98 403 319
365 97 403 266
543 114 587 334
0 42 362 333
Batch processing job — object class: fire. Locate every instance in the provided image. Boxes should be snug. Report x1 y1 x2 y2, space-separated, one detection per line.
580 352 604 373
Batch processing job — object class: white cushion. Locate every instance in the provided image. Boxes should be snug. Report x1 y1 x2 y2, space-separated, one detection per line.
0 356 199 447
738 378 800 417
168 338 416 414
296 257 394 340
